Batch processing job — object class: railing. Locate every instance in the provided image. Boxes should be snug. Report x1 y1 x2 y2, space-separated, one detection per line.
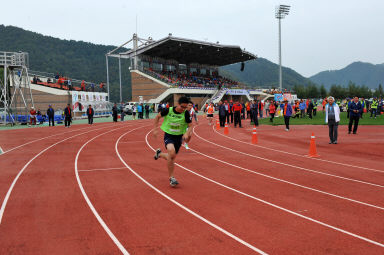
0 51 29 67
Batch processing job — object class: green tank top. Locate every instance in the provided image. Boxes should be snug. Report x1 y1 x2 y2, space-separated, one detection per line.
161 107 188 135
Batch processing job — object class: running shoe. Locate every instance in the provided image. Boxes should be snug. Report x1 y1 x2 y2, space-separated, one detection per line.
169 177 179 187
154 148 161 160
184 143 189 150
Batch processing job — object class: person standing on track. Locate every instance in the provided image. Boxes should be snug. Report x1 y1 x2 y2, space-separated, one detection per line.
233 100 242 128
218 100 226 127
348 96 362 134
269 101 276 122
64 104 72 128
112 103 118 122
153 96 193 187
325 96 340 144
183 100 198 150
47 105 55 127
87 104 94 125
282 99 293 131
206 103 215 125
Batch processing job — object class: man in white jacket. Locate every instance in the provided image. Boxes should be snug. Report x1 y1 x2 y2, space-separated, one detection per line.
325 96 340 144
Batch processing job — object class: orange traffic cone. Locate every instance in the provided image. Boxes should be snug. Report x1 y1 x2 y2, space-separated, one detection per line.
224 123 229 135
308 132 319 157
251 126 258 144
216 119 220 130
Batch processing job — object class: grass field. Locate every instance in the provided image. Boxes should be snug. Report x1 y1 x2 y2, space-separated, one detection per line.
258 111 384 126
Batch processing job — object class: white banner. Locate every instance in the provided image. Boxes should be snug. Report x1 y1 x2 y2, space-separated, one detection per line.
226 89 249 95
88 92 94 101
95 92 101 101
72 91 79 103
80 92 87 101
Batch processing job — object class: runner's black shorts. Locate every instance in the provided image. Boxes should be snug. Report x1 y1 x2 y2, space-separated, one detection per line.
207 114 214 118
164 132 183 154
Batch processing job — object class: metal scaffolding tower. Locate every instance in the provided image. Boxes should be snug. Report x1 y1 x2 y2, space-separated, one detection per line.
0 51 34 125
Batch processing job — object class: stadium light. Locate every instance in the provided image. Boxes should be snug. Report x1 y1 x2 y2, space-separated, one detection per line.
275 4 290 92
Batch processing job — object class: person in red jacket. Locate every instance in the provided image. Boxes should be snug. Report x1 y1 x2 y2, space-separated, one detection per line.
233 100 243 128
269 101 276 122
29 107 37 126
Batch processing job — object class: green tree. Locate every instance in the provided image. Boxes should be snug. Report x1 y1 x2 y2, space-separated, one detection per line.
319 84 327 98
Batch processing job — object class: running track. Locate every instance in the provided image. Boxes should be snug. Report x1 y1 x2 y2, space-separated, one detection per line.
0 117 383 254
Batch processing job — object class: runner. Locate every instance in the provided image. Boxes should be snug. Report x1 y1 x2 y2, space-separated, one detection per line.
206 103 215 125
183 101 198 150
153 96 193 187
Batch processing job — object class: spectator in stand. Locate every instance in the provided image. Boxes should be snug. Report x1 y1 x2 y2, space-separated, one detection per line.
233 100 242 128
218 101 226 127
81 80 86 91
100 82 105 92
55 73 60 80
348 96 362 134
325 96 340 144
112 103 118 122
87 105 94 125
283 99 293 131
91 83 95 92
64 104 72 127
145 104 150 119
307 99 314 119
269 101 276 122
47 78 52 83
67 79 72 90
29 107 37 126
47 105 55 126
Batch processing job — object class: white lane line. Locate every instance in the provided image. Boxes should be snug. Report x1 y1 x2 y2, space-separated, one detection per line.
0 123 111 156
0 146 3 154
211 126 384 174
75 126 145 255
145 129 384 249
186 146 384 210
0 122 132 224
117 130 268 255
193 128 384 189
78 167 127 172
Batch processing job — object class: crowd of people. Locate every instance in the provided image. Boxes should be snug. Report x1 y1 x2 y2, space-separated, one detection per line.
143 68 240 89
31 73 106 92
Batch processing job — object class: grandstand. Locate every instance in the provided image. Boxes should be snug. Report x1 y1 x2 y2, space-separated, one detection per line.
1 51 110 125
107 34 272 109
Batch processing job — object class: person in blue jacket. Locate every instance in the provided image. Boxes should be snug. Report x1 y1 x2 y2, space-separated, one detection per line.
348 96 362 134
282 99 293 131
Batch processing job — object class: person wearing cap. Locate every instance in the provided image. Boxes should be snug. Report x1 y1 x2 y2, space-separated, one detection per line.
325 96 340 144
29 107 37 126
282 99 292 131
47 105 55 126
87 104 94 125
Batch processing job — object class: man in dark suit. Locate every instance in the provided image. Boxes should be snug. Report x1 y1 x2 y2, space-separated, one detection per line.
64 104 72 128
112 103 118 122
47 105 55 126
348 96 362 134
87 105 94 125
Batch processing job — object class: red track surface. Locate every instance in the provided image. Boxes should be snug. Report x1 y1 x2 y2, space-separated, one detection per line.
0 118 383 254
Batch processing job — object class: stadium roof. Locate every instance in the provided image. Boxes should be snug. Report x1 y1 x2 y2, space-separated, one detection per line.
109 35 257 66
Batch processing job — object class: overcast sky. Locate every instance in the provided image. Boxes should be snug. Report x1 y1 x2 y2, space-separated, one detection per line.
1 0 383 77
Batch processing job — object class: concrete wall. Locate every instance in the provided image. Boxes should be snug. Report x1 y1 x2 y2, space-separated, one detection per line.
131 71 168 102
31 88 71 111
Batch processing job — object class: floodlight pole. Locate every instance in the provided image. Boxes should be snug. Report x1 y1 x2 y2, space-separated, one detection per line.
119 55 122 102
278 18 282 92
275 4 290 92
106 55 110 101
